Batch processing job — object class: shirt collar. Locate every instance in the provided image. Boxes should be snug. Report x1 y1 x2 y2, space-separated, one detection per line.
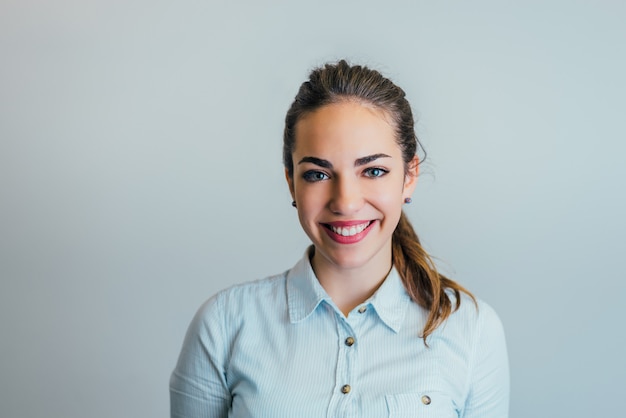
286 248 331 324
286 248 412 333
366 266 411 333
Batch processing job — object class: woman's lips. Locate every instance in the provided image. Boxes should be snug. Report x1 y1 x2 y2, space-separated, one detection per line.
322 220 375 244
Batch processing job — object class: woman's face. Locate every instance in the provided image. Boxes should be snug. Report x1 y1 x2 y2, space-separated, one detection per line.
287 101 418 274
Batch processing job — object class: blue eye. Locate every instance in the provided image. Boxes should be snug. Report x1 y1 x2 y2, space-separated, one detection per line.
303 171 330 182
364 167 388 178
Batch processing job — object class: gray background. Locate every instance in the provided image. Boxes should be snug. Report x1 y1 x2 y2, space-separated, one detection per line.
1 1 624 417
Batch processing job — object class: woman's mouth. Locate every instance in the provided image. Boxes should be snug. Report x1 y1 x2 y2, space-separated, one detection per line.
329 222 370 237
322 220 375 243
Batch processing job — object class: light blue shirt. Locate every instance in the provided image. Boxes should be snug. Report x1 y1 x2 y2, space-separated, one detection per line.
170 251 509 417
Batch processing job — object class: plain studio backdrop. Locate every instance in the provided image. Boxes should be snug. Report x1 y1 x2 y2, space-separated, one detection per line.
1 1 624 417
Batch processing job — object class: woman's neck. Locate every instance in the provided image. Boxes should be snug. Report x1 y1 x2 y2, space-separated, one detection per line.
310 246 392 317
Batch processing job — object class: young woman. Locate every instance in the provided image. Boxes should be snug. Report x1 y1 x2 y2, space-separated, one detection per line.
170 60 509 417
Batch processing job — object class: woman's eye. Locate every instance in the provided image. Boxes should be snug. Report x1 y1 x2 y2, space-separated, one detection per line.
364 167 388 178
302 171 329 182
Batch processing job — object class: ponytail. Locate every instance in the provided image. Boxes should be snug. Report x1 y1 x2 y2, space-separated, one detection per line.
392 212 476 344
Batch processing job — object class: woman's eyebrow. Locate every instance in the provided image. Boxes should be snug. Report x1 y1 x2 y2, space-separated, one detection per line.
298 156 332 168
355 153 391 166
298 153 391 169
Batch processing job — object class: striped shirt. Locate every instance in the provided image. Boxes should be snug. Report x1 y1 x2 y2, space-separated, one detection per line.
170 251 509 417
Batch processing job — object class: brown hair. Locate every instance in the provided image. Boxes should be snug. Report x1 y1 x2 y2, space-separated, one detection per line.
283 60 475 342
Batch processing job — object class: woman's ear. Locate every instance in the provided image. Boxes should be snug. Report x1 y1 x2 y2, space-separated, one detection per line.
285 169 295 200
403 156 419 196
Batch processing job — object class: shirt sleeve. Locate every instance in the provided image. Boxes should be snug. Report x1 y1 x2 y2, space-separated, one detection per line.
462 302 510 418
170 294 231 418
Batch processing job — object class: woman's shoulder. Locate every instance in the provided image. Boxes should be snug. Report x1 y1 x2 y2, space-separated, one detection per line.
216 271 288 300
442 290 505 340
445 288 499 316
192 270 290 325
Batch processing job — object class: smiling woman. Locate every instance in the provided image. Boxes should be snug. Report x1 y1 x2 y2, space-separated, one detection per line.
170 60 510 418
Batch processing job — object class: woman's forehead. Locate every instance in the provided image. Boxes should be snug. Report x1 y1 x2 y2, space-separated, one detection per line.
292 102 399 157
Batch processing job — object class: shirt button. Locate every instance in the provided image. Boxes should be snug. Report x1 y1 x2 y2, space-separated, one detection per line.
341 384 351 394
421 395 431 405
345 337 355 346
358 306 367 314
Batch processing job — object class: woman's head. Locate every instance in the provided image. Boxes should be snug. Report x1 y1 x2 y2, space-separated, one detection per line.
283 61 421 276
283 60 420 179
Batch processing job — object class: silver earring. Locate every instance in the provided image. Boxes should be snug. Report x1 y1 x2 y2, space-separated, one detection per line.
404 197 412 204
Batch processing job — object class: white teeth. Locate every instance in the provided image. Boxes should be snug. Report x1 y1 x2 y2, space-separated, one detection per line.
331 222 369 237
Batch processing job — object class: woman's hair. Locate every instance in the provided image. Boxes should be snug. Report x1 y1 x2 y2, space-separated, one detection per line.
283 60 475 342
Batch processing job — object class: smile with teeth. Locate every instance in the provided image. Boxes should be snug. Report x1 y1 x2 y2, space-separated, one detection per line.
327 221 372 237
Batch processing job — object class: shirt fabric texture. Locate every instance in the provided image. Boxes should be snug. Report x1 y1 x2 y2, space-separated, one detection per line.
170 250 510 418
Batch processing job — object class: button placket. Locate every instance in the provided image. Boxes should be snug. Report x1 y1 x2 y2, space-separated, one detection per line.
335 316 358 410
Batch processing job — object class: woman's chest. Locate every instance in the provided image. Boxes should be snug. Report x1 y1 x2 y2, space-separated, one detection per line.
225 310 470 418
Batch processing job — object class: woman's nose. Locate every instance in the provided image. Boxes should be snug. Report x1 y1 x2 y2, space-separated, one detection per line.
329 176 364 215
